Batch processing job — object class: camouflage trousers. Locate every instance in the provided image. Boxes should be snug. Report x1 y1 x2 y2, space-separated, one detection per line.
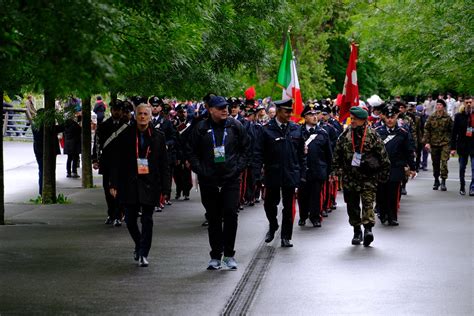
431 145 450 179
343 187 376 227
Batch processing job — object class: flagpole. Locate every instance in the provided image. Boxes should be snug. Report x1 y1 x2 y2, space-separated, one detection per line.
271 27 292 103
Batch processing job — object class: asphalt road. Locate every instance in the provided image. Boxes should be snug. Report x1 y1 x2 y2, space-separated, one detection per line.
0 141 472 315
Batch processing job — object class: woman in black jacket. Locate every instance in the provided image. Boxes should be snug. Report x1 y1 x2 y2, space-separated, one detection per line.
63 111 82 178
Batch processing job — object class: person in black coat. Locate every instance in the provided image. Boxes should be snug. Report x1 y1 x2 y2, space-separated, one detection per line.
254 99 306 247
375 104 416 226
450 96 474 196
186 96 251 270
149 96 177 209
63 111 82 178
297 104 332 228
109 104 170 267
92 100 127 226
172 103 193 200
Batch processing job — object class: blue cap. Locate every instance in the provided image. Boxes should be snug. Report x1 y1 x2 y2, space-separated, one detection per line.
208 96 229 109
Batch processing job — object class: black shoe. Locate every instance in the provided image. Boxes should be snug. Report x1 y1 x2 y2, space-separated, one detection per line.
66 174 72 178
113 219 122 227
238 205 244 211
460 185 466 196
281 239 293 247
400 187 407 195
351 227 363 245
330 205 337 210
72 173 80 178
248 202 255 206
310 219 321 228
321 210 329 217
440 179 447 191
433 179 440 190
133 251 139 261
104 216 113 225
298 219 306 226
363 226 374 247
470 188 474 196
138 256 149 267
255 199 260 203
201 220 209 227
388 220 399 226
154 206 162 212
265 227 278 243
165 200 172 205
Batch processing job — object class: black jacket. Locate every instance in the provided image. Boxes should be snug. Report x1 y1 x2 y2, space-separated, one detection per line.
151 115 178 163
186 117 251 187
451 112 474 156
109 124 170 206
63 118 81 155
301 124 332 182
92 117 126 174
254 118 306 188
375 125 415 182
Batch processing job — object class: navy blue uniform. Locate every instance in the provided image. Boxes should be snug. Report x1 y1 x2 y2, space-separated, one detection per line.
375 124 415 224
254 118 306 240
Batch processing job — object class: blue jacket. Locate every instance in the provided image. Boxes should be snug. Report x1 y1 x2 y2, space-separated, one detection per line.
301 124 332 182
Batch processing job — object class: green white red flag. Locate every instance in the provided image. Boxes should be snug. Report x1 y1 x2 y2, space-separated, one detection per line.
277 33 303 122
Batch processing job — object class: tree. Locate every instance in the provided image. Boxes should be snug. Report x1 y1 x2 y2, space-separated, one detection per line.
348 0 474 96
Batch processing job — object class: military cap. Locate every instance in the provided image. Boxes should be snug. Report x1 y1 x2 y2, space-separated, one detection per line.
149 96 163 106
301 103 318 116
320 103 330 114
274 99 293 110
245 108 256 116
436 99 447 107
227 97 242 108
110 99 124 110
381 104 399 116
208 96 229 109
131 95 147 106
349 106 368 119
175 103 187 112
122 100 134 113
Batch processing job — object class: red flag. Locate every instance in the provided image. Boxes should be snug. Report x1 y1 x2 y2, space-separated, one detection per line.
339 43 359 123
244 86 256 101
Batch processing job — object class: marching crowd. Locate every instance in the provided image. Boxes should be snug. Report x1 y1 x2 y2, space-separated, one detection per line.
81 93 473 269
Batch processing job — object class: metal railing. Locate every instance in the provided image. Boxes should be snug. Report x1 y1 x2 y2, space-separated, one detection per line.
2 108 33 140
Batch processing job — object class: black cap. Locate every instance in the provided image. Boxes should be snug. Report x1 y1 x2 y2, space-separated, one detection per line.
320 103 330 114
301 103 318 116
274 99 293 110
175 104 187 112
227 97 242 108
110 99 124 110
382 104 399 116
131 95 147 106
149 96 163 107
122 100 134 113
208 96 229 109
245 108 256 116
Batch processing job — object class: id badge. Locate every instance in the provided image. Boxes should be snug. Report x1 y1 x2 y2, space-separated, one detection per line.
351 152 362 167
466 127 473 137
137 158 149 174
214 145 226 163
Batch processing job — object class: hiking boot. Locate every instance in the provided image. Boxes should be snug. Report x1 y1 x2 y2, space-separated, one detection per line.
440 179 447 191
433 178 440 190
363 225 374 247
352 226 363 245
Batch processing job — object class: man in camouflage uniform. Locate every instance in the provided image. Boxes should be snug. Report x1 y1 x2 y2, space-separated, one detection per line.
423 99 453 191
333 107 390 247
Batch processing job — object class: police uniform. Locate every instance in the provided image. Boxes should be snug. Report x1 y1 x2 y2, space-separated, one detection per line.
186 96 251 269
254 99 306 247
332 106 391 246
173 104 193 200
297 104 332 227
375 105 416 225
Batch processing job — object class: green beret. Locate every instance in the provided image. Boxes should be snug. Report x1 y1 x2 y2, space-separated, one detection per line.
350 106 368 119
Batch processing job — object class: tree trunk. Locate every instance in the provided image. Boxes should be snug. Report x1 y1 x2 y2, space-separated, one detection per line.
0 92 5 224
42 89 57 204
81 95 93 188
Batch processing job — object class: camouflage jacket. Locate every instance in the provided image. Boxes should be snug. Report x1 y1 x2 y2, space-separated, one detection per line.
332 124 391 191
398 113 417 145
422 111 453 146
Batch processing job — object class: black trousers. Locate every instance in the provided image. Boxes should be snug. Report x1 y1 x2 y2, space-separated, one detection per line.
298 180 322 222
124 204 154 258
103 173 120 220
174 162 192 197
200 184 240 259
264 186 296 240
377 181 401 222
244 167 256 203
66 154 79 175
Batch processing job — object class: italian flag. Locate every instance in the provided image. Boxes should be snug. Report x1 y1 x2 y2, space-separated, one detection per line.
277 33 303 122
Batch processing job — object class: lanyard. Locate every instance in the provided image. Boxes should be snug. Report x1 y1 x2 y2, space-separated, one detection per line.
211 127 227 148
351 125 367 153
136 128 151 159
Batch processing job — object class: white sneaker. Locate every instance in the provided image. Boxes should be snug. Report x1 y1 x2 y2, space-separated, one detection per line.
139 256 149 267
207 259 222 270
223 257 237 270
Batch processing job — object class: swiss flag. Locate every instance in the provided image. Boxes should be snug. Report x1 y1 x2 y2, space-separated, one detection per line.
339 43 359 123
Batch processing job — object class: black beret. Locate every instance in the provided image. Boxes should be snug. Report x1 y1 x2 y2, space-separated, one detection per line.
274 99 293 110
436 99 447 107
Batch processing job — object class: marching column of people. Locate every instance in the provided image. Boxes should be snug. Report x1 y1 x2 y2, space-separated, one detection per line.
95 93 471 269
